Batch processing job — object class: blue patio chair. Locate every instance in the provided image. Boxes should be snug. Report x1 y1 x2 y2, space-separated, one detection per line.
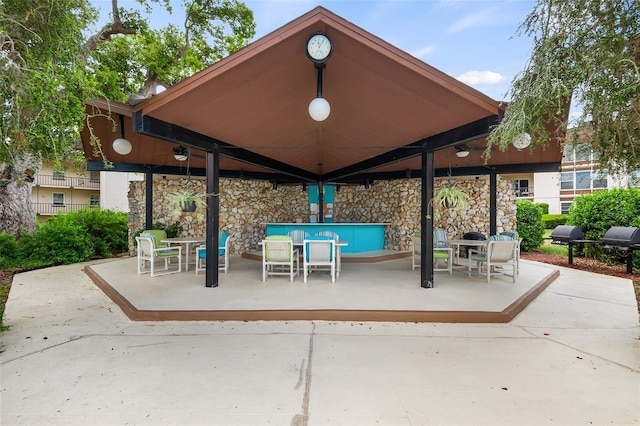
195 231 230 274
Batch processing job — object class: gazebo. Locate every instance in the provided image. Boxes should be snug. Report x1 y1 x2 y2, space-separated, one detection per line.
81 7 562 289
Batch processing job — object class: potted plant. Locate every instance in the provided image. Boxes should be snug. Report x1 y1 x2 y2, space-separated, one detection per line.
168 189 206 217
428 182 470 220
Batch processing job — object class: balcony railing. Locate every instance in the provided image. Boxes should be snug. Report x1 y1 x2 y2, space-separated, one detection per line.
34 174 100 189
516 187 534 197
33 203 100 215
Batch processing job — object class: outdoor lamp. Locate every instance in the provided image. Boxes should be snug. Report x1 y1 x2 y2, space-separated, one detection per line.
455 150 470 158
112 114 132 155
308 97 331 121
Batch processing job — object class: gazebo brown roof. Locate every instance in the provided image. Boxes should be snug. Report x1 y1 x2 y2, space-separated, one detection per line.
82 6 561 183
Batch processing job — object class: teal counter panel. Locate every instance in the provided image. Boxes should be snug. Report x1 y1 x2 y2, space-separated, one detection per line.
265 223 387 254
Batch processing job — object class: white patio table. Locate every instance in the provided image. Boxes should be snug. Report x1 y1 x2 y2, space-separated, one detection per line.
446 239 488 266
162 237 205 272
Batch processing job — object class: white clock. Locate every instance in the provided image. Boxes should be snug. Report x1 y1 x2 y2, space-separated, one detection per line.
306 33 332 64
513 132 532 150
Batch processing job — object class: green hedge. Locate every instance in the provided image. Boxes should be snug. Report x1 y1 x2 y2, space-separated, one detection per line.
0 209 128 268
541 214 568 229
568 188 640 267
516 200 544 252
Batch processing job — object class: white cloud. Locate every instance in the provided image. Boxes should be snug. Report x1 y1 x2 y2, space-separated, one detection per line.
448 9 494 33
456 70 504 85
411 45 436 59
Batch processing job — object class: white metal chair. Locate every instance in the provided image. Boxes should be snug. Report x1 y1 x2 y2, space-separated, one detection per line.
288 229 310 244
411 235 452 274
468 239 518 283
262 236 299 282
195 231 230 274
315 231 341 278
136 235 182 277
303 237 336 283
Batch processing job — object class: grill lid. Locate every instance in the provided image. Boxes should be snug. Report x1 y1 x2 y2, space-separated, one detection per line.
550 225 583 243
602 227 640 247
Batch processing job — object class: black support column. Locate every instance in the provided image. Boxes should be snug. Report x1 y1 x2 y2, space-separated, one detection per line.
145 170 153 229
421 144 434 288
205 146 220 288
489 171 497 236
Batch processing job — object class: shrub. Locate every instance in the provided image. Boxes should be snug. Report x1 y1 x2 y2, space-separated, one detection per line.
568 188 640 267
534 202 549 215
541 214 568 229
21 219 94 265
0 232 18 268
516 200 544 252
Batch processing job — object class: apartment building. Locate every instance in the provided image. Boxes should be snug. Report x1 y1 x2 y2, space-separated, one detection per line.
504 144 639 214
32 162 141 222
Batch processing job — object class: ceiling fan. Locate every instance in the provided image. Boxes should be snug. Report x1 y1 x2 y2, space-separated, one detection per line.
172 145 206 161
454 142 493 158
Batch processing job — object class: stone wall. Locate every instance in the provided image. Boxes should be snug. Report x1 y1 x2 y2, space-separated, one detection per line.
128 176 516 254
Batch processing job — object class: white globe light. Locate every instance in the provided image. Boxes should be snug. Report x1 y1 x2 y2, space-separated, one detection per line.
308 97 331 121
112 138 132 155
513 132 532 150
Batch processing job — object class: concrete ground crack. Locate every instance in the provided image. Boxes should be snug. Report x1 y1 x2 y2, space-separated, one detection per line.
291 322 315 426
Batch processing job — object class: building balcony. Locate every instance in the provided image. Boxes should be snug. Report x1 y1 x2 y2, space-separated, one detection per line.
516 187 534 197
33 203 100 216
34 174 100 189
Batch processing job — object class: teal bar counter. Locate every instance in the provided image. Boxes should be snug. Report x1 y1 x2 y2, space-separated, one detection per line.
264 223 389 254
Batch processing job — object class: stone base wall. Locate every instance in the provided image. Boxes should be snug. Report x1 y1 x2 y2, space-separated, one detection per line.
128 176 516 254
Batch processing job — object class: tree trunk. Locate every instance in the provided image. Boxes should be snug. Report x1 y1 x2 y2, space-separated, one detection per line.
0 161 37 237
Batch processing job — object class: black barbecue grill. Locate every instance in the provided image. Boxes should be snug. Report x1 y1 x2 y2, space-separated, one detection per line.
550 225 584 244
549 225 600 264
602 227 640 273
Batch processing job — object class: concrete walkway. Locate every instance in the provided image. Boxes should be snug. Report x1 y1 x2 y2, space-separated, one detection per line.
1 260 639 425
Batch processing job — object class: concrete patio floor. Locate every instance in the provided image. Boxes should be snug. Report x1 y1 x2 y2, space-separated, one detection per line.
1 258 638 425
85 255 559 322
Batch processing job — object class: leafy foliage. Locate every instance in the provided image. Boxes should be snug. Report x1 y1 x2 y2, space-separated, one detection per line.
567 188 640 268
541 214 568 229
0 209 129 267
489 0 640 175
568 188 640 238
516 200 544 252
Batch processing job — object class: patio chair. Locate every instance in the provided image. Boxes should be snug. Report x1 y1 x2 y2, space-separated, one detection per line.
468 239 518 283
262 235 299 282
141 229 167 248
288 229 310 244
136 235 182 277
500 231 521 274
303 236 336 283
195 231 230 275
411 235 452 274
314 231 341 278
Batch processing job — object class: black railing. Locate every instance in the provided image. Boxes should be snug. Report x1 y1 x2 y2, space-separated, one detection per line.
516 187 534 197
34 174 100 189
33 203 100 215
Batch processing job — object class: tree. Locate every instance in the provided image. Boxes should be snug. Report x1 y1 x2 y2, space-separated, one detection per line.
0 0 255 236
489 0 640 176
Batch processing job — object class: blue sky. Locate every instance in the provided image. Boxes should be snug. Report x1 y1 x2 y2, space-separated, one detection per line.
91 0 537 101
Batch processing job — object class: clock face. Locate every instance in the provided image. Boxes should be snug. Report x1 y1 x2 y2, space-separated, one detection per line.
513 132 532 149
306 34 332 63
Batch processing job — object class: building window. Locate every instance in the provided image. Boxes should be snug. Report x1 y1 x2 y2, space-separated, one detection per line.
52 193 64 206
89 194 100 207
53 167 65 180
560 172 574 190
561 202 572 215
563 143 592 163
627 169 640 188
561 170 608 191
592 170 608 189
90 171 100 182
576 171 591 189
